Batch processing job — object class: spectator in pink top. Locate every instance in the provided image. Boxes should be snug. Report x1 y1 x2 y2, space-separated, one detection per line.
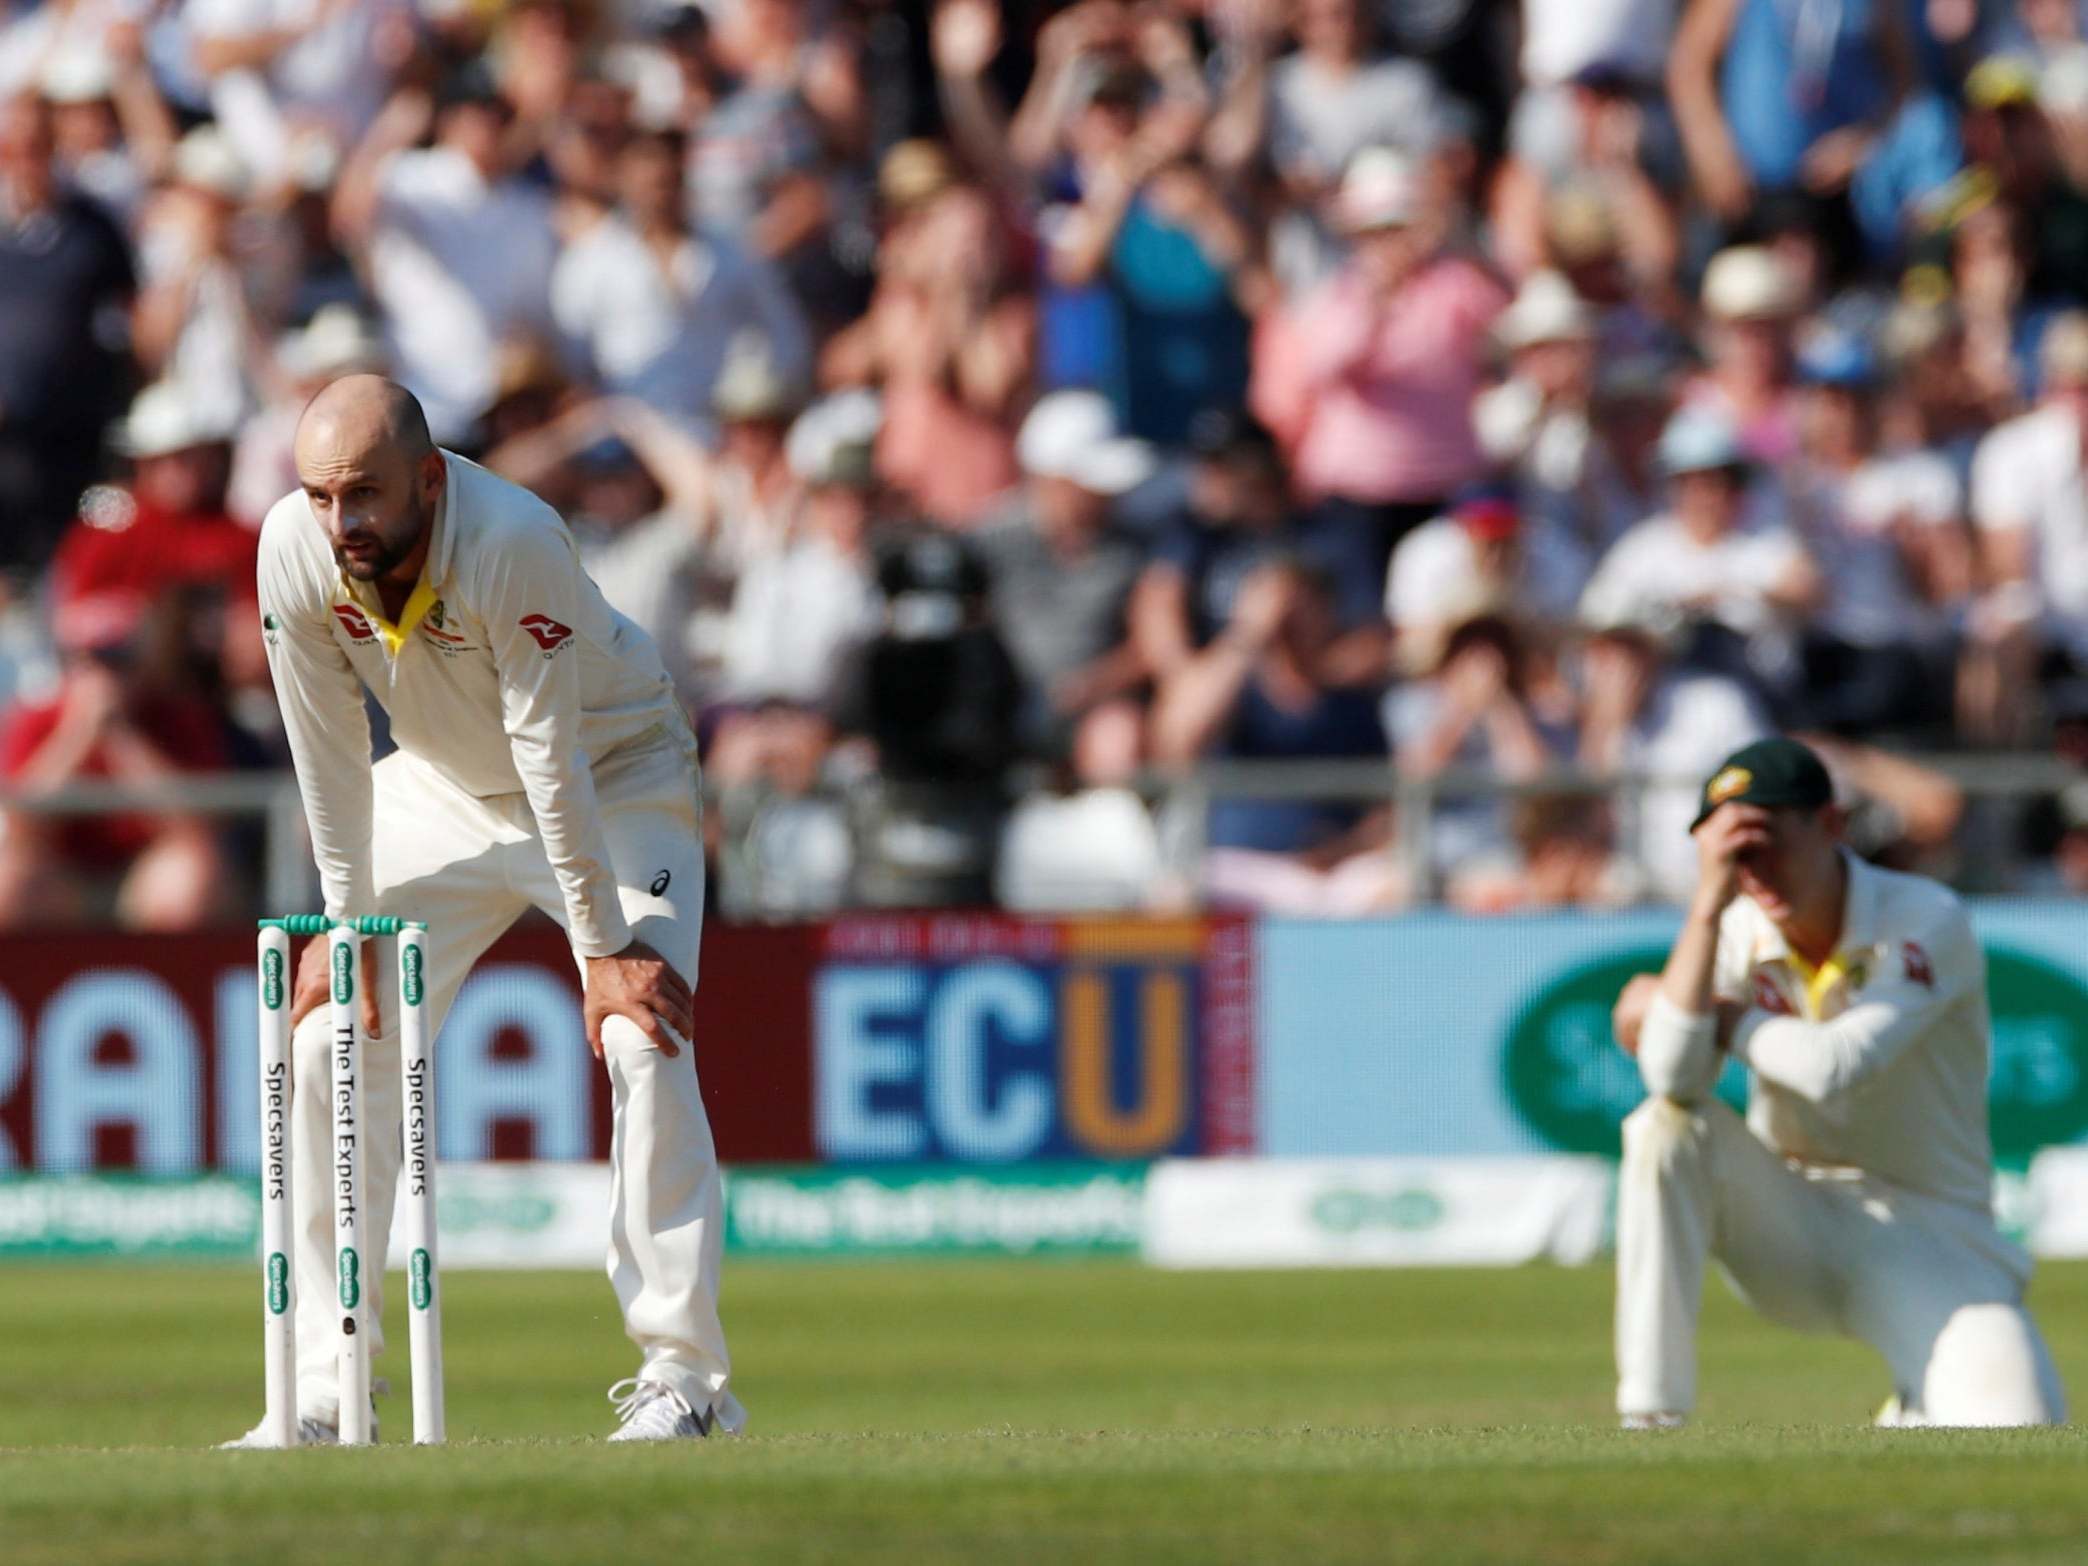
1250 147 1508 578
1680 245 1804 466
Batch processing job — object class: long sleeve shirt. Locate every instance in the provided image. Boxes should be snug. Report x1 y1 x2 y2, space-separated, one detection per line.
1253 256 1507 505
1637 853 1995 1212
257 451 686 955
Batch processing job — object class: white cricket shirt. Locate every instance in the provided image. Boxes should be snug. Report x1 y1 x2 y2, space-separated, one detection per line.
258 451 686 956
1638 853 1995 1211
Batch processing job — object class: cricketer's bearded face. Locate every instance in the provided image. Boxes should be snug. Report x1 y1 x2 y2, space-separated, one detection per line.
297 438 442 584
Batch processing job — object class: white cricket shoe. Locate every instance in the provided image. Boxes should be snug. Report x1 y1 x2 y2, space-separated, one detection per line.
218 1415 340 1449
1619 1411 1687 1431
605 1378 711 1442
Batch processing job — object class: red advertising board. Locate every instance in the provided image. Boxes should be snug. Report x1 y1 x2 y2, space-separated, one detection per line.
0 922 818 1171
0 915 1253 1172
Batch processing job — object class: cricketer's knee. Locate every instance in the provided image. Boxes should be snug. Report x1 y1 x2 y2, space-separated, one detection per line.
597 1008 712 1159
597 1010 703 1104
1920 1303 2068 1427
1620 1097 1726 1179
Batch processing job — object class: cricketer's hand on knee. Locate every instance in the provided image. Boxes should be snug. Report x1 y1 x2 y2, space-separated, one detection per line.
289 936 383 1037
1613 975 1662 1056
583 941 693 1059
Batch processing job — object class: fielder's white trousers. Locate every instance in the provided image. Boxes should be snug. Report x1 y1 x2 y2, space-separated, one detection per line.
1616 1097 2063 1425
287 737 745 1433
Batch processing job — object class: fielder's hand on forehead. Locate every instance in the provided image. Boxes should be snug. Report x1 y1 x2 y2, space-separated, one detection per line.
1693 802 1771 910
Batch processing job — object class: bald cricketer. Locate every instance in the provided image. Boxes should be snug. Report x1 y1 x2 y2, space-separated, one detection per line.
227 376 738 1445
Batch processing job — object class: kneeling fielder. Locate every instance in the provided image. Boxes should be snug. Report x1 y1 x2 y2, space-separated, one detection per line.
1612 737 2064 1428
231 376 740 1443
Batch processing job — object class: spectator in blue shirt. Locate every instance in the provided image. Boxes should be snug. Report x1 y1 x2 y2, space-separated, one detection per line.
1152 557 1397 913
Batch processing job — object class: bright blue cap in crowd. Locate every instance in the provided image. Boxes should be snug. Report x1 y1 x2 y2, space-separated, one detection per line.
1796 330 1878 389
1655 407 1749 476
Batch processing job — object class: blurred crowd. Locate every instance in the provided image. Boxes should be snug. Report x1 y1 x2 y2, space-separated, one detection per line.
14 0 2088 924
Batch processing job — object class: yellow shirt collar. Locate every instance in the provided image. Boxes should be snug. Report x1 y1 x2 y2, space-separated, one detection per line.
1782 947 1853 1020
339 475 450 655
342 574 441 656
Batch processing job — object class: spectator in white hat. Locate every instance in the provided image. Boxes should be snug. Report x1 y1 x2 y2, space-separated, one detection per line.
706 391 887 794
134 125 264 437
0 0 136 101
0 381 256 934
38 38 174 227
49 384 260 742
974 390 1155 784
0 582 241 934
720 390 885 714
1473 270 1629 549
56 383 251 618
1250 145 1509 579
1680 245 1805 466
1581 405 1819 701
228 305 390 525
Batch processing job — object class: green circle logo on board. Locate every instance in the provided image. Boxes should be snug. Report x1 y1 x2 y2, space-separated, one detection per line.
1986 948 2088 1162
1503 943 2088 1162
1309 1187 1446 1234
1502 949 1747 1155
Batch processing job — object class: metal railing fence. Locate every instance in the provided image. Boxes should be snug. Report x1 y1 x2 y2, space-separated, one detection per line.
2 750 2076 920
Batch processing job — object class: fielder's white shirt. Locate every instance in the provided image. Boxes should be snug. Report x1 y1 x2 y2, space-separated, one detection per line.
257 452 684 956
1639 853 1995 1211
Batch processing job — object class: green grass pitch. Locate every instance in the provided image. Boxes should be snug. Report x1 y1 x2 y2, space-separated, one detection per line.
7 1258 2088 1564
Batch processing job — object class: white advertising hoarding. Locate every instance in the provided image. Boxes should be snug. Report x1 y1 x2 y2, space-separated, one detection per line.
1143 1156 1614 1269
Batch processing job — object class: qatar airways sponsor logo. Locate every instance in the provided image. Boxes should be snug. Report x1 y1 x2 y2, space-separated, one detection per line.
518 613 573 655
332 603 377 643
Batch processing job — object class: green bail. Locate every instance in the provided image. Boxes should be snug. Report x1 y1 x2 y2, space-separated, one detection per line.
259 915 430 934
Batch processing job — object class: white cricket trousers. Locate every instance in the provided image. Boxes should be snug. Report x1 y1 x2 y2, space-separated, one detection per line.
1616 1097 2063 1425
287 735 745 1432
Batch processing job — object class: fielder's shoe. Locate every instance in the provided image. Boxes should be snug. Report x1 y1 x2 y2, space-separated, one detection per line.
605 1377 711 1442
218 1415 340 1449
1874 1395 1925 1428
1619 1411 1687 1431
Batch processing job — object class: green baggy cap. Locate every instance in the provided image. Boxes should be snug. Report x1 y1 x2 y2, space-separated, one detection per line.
1689 737 1833 831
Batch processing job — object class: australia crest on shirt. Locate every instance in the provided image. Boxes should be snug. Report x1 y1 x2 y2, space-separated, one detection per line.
417 597 477 656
